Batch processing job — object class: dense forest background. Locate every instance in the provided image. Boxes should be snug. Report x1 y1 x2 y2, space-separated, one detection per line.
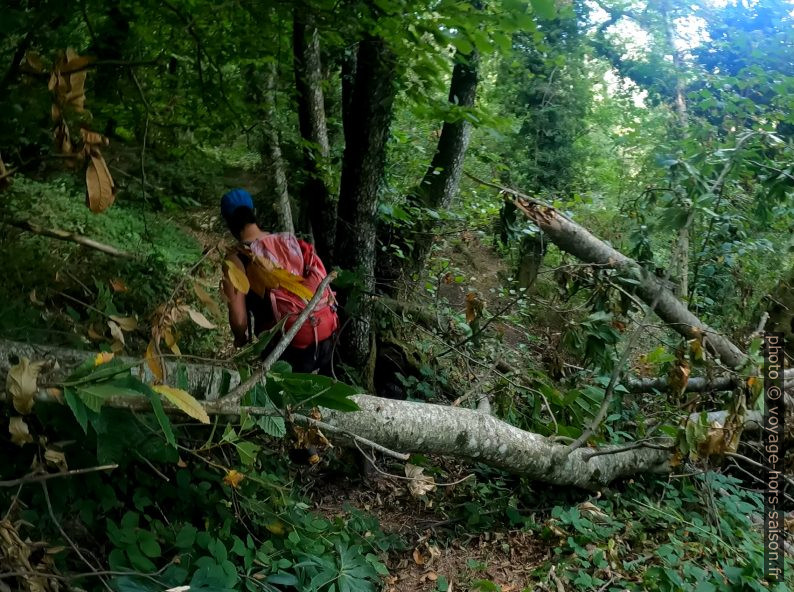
1 0 793 591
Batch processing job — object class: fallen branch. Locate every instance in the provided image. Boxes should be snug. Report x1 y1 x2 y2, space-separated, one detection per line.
6 219 135 258
465 171 748 369
0 464 118 488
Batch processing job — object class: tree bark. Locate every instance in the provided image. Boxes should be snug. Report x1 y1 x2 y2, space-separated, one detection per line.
661 0 691 299
415 50 479 210
293 10 335 261
336 36 397 366
261 60 294 234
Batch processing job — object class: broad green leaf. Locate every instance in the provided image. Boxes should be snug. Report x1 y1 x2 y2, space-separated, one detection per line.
257 415 286 438
144 384 176 448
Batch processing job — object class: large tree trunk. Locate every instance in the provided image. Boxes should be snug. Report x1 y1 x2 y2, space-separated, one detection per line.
293 10 335 261
261 60 294 233
336 37 397 366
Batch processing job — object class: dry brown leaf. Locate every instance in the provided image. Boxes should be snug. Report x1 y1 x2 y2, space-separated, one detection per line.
146 339 164 383
23 51 45 73
193 282 222 318
44 449 68 471
85 150 115 213
668 361 690 397
61 53 94 73
404 463 436 498
29 289 43 306
465 292 484 324
182 306 216 330
9 417 34 446
577 501 609 523
107 320 125 346
6 358 47 415
109 315 137 331
87 325 104 342
109 278 128 292
224 259 250 294
80 127 109 146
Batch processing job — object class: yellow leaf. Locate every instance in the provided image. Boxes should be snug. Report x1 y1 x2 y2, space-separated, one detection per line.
193 282 222 318
9 417 33 447
153 385 210 424
265 521 286 536
44 448 68 471
94 352 114 366
146 339 164 383
224 259 250 294
163 328 181 356
247 256 313 300
6 358 47 414
182 306 216 330
223 469 245 489
109 315 137 331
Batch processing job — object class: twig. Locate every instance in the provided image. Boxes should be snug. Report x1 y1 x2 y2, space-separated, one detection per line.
5 219 134 258
41 482 113 592
726 452 794 489
437 293 522 357
303 415 410 461
354 440 472 485
0 464 117 487
219 272 337 405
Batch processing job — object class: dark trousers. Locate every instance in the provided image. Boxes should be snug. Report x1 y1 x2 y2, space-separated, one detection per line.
274 337 335 375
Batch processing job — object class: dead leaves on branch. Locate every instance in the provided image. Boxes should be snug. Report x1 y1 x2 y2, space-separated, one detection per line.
43 48 116 212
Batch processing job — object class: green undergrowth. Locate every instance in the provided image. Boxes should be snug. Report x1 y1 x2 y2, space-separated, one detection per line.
0 174 205 348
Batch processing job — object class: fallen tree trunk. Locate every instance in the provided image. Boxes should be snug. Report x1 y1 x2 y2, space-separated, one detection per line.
1 339 673 488
466 173 748 369
3 339 782 489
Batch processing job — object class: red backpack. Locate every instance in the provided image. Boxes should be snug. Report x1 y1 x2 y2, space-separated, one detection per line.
249 233 338 349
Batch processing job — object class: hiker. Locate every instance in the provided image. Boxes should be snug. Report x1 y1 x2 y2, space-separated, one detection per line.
220 188 338 375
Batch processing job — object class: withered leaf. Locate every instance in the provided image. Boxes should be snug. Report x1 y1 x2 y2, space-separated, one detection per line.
224 259 250 294
85 150 115 213
193 282 222 318
181 306 216 329
109 315 137 331
9 417 34 447
6 358 47 414
145 339 164 383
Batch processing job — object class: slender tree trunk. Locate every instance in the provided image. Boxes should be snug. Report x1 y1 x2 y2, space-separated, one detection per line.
293 10 334 260
261 60 294 234
415 50 479 209
378 49 480 290
336 36 397 366
661 0 690 299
